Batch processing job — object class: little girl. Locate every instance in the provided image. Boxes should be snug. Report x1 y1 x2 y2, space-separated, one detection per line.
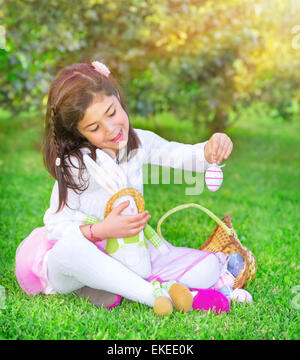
15 61 249 315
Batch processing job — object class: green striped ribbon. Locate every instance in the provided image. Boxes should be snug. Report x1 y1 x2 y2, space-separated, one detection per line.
84 215 100 225
143 224 163 249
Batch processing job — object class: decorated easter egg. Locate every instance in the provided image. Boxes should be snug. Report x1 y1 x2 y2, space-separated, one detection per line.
215 270 235 289
231 289 253 304
227 253 244 277
205 163 224 192
219 285 233 300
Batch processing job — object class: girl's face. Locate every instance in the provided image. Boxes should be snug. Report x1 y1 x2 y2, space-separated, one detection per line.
77 95 129 157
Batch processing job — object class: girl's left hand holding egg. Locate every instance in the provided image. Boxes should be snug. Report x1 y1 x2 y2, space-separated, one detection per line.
204 132 233 164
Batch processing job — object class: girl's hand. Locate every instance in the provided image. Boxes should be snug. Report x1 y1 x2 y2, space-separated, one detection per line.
204 132 233 164
95 200 151 239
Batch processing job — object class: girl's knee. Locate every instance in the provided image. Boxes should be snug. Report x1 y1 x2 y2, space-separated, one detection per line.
179 253 221 289
47 239 80 271
206 254 220 272
201 254 221 286
46 241 84 293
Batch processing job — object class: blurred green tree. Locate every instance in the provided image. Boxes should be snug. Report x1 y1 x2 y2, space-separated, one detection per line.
0 0 299 133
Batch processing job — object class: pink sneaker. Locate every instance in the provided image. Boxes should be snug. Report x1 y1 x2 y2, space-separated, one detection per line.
75 286 121 310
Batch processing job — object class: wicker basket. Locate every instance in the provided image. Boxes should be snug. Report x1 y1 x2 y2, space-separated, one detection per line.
157 203 257 289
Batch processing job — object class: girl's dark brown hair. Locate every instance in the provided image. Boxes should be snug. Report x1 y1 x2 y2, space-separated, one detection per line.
42 62 141 213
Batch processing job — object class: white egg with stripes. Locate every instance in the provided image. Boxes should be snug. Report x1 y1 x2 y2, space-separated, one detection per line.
205 163 225 192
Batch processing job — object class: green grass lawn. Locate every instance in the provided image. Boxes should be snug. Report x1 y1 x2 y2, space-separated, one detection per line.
0 108 299 340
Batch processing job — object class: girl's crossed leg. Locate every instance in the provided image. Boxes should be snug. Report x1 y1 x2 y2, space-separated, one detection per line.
46 235 156 307
46 235 223 308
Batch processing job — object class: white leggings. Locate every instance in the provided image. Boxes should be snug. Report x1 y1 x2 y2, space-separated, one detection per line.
46 235 221 307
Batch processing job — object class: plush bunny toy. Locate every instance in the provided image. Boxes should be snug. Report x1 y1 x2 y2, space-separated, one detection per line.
82 149 168 279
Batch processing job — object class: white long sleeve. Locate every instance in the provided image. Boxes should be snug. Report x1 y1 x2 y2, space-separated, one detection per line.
134 129 210 173
43 180 84 241
43 154 91 242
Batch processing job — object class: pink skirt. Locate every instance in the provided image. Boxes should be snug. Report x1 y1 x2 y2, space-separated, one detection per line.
15 226 227 296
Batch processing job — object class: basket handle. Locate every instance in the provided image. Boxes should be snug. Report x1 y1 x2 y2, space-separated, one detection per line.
156 203 234 240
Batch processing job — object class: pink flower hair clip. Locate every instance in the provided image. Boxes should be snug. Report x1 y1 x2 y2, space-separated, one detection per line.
91 61 111 78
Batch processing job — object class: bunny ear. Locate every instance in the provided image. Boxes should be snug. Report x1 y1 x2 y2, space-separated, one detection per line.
96 148 127 189
83 154 118 195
